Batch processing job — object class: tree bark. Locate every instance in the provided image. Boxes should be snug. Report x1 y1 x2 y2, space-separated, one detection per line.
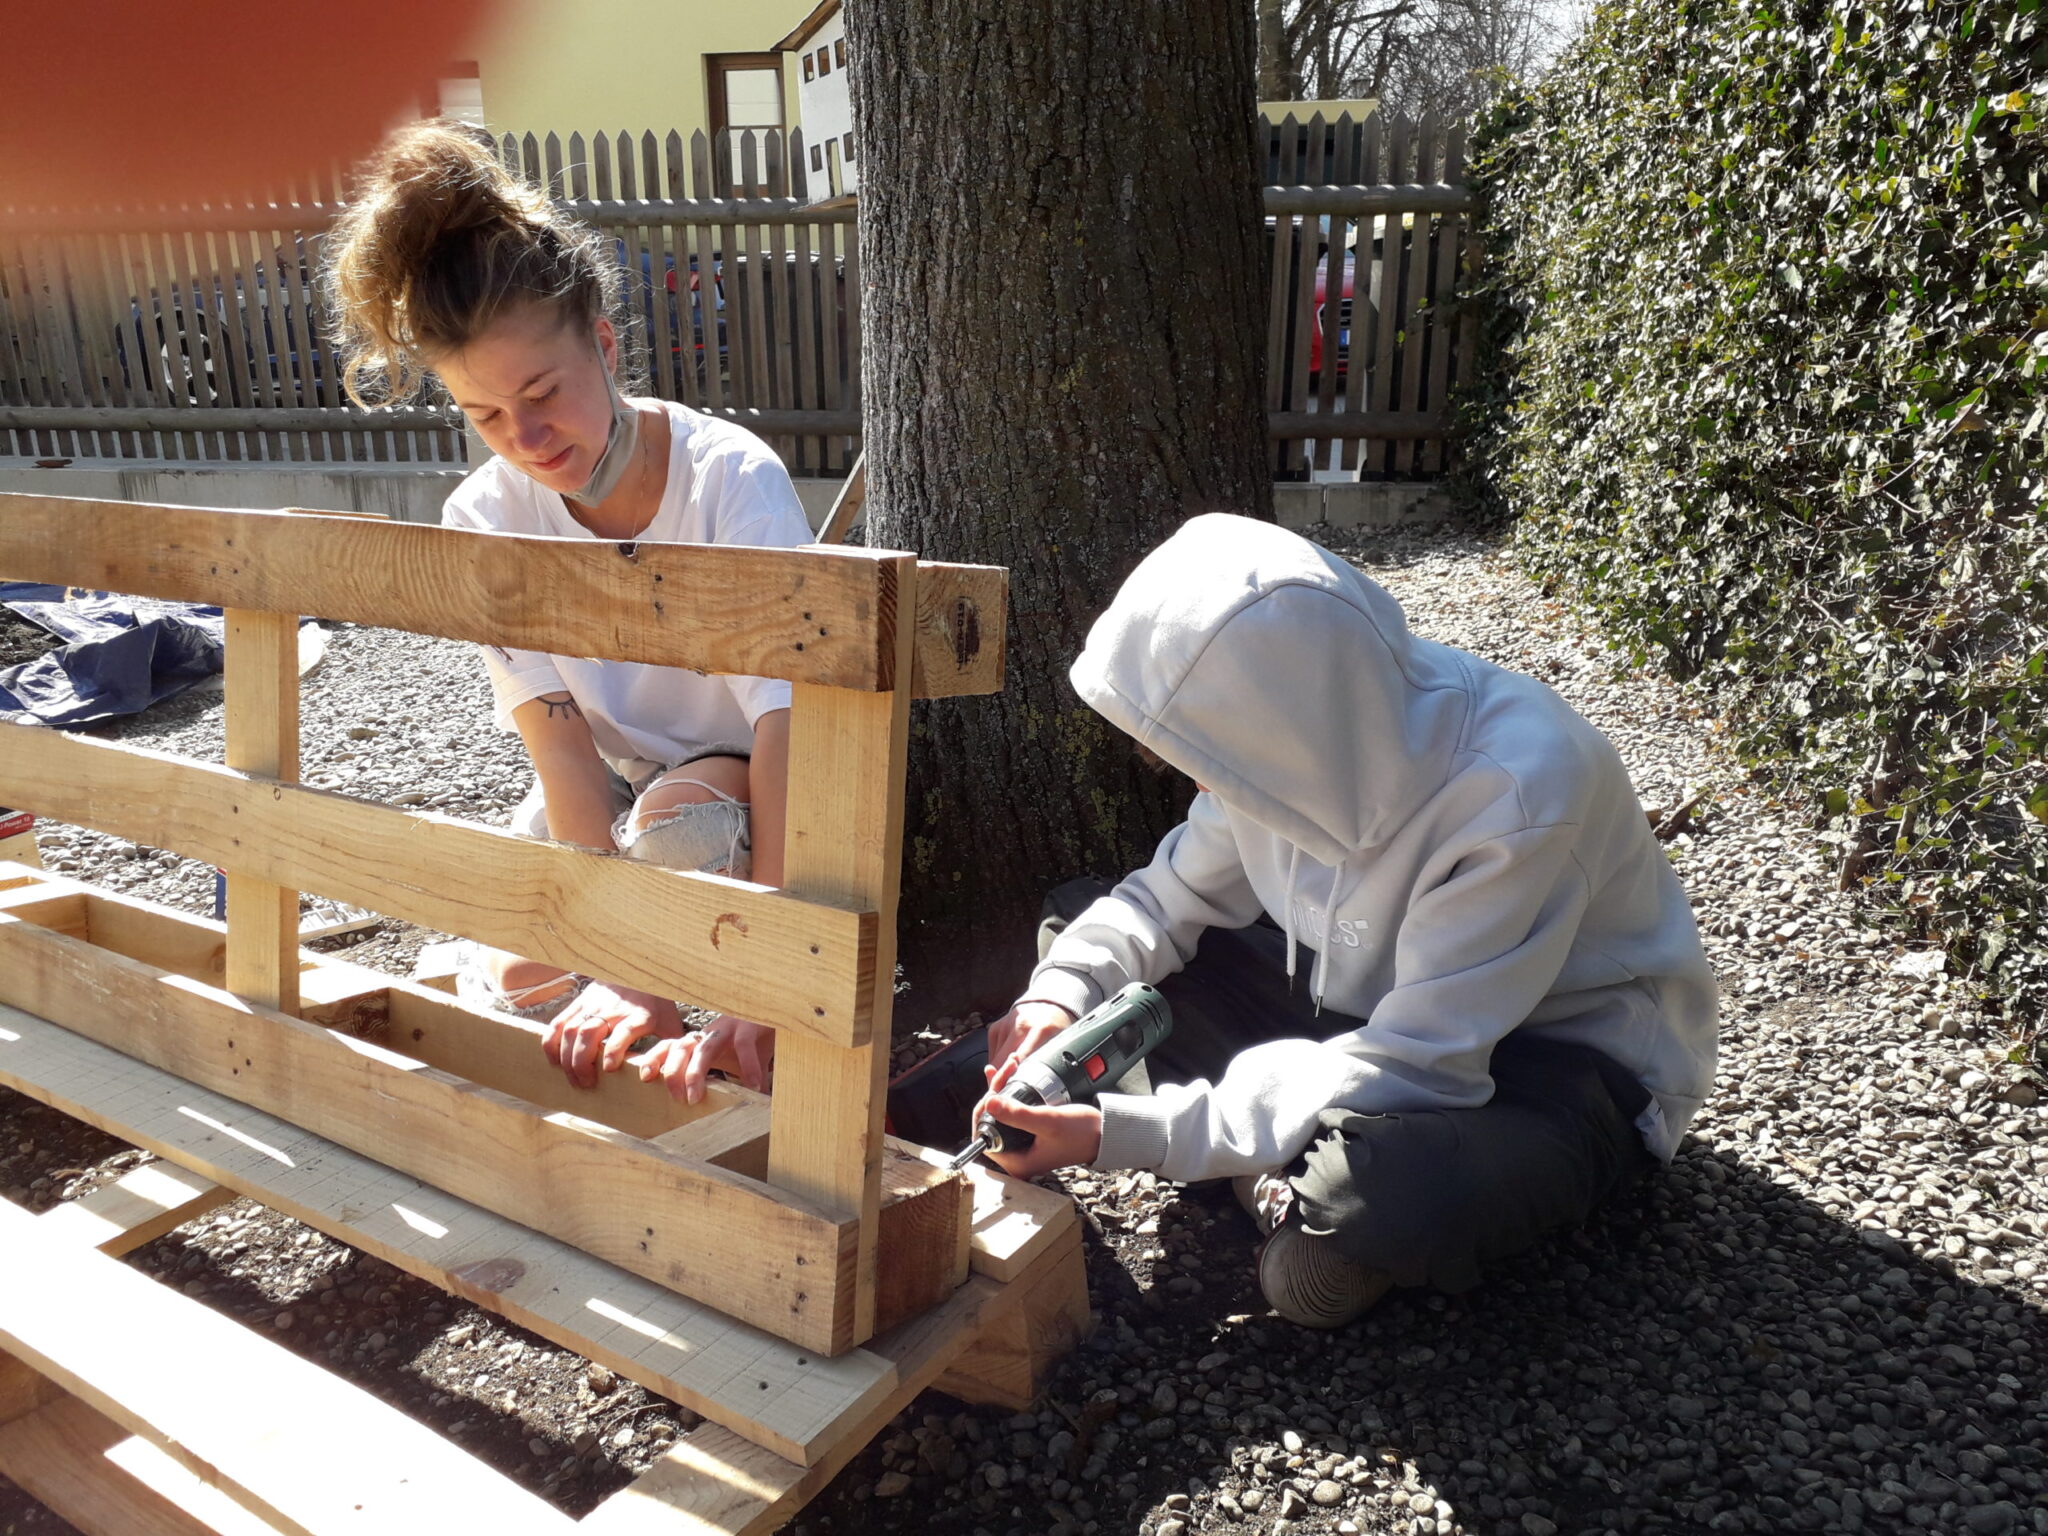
848 0 1273 1021
1259 0 1290 100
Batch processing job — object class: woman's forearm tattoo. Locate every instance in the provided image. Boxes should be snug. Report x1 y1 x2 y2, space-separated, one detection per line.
540 692 583 720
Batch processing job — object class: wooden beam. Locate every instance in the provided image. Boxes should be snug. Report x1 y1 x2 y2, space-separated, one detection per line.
0 888 87 935
1267 409 1444 440
0 871 742 1144
957 1157 1081 1284
0 1001 896 1463
0 920 862 1354
585 1218 1088 1536
2 195 859 238
223 609 299 1014
38 1161 231 1257
0 1200 576 1534
0 495 902 688
872 1142 972 1335
911 559 1006 699
0 1393 285 1536
655 1114 971 1336
769 556 917 1348
936 1222 1091 1409
817 455 865 545
0 496 997 698
0 1353 63 1429
582 1277 1006 1536
299 962 731 1142
0 726 876 1047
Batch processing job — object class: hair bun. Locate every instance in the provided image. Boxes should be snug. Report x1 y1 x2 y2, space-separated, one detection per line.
322 121 618 407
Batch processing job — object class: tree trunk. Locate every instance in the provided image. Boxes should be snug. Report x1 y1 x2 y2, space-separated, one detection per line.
1259 0 1290 100
847 0 1273 1022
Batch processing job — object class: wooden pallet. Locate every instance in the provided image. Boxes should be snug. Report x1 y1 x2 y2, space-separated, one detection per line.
0 495 1086 1535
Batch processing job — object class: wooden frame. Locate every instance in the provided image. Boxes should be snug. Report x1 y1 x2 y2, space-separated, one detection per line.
0 494 1089 1534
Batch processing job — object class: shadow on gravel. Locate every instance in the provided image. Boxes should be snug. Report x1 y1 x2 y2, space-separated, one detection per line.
877 1144 2043 1536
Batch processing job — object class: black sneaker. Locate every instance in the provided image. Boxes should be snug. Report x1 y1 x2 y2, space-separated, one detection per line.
1256 1222 1393 1328
885 1028 990 1153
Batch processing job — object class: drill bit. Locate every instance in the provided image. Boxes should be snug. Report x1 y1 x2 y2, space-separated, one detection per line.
946 1134 990 1172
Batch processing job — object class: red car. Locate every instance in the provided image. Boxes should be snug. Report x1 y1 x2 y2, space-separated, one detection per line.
1310 249 1360 384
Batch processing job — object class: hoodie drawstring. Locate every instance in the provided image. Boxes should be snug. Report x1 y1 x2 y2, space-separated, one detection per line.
1311 864 1342 1015
1282 843 1342 1016
1282 843 1302 991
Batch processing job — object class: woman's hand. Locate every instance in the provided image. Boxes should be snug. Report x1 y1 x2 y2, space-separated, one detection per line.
985 1000 1077 1091
544 982 682 1089
977 1095 1103 1179
637 1014 776 1103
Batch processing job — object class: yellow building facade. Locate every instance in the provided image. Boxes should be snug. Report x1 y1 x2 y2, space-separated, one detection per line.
462 0 820 148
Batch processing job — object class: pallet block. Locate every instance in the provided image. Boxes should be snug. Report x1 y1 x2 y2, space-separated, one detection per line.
0 495 1084 1535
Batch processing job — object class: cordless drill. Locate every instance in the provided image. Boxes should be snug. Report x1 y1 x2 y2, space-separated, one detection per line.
948 982 1173 1169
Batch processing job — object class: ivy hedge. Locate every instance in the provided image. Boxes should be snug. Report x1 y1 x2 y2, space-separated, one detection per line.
1460 0 2048 1031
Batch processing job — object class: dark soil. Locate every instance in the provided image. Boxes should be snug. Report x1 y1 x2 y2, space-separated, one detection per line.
0 610 59 671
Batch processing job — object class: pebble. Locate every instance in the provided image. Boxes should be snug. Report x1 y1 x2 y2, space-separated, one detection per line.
1520 1517 1558 1536
1312 1480 1344 1506
873 1472 911 1498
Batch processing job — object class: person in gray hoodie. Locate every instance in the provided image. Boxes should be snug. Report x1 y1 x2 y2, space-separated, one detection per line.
975 513 1719 1326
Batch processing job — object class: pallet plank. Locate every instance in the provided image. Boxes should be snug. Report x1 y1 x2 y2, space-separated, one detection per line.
0 1393 282 1536
37 1160 230 1256
0 1001 893 1463
0 496 898 687
223 608 300 1013
589 1219 1088 1536
0 869 714 1142
0 496 1003 696
769 555 917 1346
0 727 876 1046
0 1198 576 1534
0 924 861 1355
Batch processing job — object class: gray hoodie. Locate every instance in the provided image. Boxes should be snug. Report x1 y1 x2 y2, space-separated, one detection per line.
1022 514 1719 1183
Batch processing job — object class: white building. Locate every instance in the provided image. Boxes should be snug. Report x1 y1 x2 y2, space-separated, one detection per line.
776 0 857 198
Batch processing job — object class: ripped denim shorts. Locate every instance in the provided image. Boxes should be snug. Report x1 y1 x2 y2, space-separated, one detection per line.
509 742 753 880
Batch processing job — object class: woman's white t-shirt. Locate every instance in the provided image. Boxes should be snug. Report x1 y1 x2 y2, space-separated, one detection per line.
440 401 814 779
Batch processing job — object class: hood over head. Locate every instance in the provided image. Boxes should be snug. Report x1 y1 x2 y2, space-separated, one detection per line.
1070 513 1469 867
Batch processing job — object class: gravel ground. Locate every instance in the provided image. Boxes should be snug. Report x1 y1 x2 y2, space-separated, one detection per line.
3 524 2045 1536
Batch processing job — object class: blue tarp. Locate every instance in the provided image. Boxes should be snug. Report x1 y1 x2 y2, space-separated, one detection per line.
0 583 227 726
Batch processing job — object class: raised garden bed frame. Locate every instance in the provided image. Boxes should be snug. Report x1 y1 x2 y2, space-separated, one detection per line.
0 493 1088 1535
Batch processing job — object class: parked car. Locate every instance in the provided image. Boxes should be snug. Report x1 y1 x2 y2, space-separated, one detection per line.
1310 246 1381 387
111 239 327 405
623 241 851 402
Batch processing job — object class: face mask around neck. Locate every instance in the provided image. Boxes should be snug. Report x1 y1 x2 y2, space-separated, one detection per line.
568 335 640 506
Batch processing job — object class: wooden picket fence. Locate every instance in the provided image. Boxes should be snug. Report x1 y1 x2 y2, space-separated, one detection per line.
1262 110 1475 478
0 113 1470 480
0 127 857 475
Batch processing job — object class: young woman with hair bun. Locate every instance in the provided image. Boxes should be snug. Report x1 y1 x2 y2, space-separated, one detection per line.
324 121 803 1104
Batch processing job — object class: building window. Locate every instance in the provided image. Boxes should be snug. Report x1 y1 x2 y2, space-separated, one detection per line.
842 131 856 163
803 53 814 82
816 45 831 76
811 143 824 173
834 38 847 68
707 53 785 135
707 52 785 191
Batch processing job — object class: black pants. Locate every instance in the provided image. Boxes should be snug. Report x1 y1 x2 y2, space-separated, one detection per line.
1043 878 1656 1293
